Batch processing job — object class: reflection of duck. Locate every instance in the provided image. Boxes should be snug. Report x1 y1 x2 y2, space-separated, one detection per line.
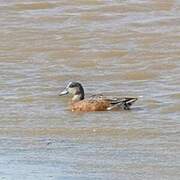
59 82 137 112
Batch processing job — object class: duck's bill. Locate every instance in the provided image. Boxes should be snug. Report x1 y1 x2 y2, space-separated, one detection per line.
59 89 68 96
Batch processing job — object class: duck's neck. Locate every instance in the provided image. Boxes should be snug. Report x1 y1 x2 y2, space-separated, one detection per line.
72 85 85 102
72 93 84 102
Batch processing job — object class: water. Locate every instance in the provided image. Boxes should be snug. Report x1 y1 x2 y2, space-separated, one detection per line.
0 0 180 179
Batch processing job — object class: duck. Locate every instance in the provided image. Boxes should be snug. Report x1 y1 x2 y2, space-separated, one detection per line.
59 82 137 112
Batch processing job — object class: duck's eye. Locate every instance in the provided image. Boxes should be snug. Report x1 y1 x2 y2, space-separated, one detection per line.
69 83 76 88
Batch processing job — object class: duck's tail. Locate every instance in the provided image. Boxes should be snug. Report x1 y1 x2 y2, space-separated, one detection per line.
107 97 138 110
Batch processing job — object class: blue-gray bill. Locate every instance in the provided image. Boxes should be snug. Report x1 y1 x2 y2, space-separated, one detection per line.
59 89 68 96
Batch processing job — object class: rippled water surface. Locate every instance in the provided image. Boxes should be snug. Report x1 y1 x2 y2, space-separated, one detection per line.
0 0 180 179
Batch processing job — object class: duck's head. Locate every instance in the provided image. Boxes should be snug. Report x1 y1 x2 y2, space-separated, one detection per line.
59 82 84 101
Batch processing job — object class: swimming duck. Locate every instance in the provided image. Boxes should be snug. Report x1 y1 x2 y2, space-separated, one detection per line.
59 82 137 112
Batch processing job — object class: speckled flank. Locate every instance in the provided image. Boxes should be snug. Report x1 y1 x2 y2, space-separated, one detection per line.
71 99 111 112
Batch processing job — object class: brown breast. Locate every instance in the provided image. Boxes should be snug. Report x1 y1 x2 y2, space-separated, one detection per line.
71 99 110 112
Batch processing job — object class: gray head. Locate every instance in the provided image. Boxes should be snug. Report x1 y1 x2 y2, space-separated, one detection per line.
59 82 85 101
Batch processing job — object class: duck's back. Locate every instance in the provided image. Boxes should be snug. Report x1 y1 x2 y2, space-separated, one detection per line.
71 96 137 112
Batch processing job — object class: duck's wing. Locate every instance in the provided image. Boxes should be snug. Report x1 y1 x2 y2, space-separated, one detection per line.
105 97 138 110
88 95 137 110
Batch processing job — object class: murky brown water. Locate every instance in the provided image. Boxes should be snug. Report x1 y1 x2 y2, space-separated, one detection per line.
0 0 180 179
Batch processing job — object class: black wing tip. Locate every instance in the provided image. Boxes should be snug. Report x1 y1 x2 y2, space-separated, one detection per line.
124 97 138 109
